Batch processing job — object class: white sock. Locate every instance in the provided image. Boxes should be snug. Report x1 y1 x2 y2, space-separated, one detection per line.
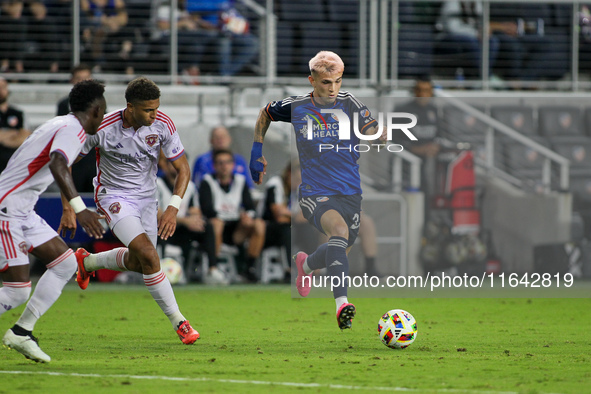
85 248 128 271
143 269 186 329
302 257 312 275
335 296 349 314
0 282 31 318
17 250 77 331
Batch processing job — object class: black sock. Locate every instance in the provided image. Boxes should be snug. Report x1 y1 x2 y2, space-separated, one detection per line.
365 256 377 274
326 236 349 299
11 324 32 337
307 243 328 270
245 257 257 280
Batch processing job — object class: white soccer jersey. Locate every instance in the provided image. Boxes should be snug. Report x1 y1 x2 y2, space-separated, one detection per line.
202 173 246 221
0 114 86 218
81 109 185 199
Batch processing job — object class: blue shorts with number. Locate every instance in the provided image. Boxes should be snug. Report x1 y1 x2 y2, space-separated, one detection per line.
298 194 362 247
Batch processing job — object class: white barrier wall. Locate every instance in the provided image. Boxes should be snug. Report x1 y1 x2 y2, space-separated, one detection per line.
483 177 572 273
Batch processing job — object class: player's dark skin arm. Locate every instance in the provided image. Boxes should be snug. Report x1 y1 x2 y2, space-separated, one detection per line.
50 152 105 239
158 154 191 241
252 108 271 184
58 155 88 237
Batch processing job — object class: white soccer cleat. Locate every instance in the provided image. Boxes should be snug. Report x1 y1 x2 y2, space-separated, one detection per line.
2 328 51 363
204 267 229 285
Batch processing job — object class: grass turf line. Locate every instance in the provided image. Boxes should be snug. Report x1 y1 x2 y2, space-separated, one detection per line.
0 283 589 393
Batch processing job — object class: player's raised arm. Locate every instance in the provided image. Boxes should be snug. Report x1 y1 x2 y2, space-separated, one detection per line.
158 153 191 241
249 107 271 184
50 152 105 239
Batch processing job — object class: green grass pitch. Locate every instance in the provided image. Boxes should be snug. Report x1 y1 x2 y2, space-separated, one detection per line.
1 283 590 393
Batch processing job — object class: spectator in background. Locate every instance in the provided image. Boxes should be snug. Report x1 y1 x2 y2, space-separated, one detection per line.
436 1 499 78
289 162 321 255
489 3 567 81
185 0 259 76
258 162 291 280
395 76 439 211
150 3 217 82
45 0 74 69
0 0 26 73
199 149 265 282
0 77 30 174
57 64 93 116
56 64 95 193
192 125 253 188
24 0 60 73
157 154 222 284
80 0 132 73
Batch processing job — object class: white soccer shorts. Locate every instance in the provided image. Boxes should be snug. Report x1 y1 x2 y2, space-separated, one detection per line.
0 212 58 271
95 195 158 247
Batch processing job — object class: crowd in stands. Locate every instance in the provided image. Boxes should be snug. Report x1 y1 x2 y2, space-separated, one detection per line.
0 0 260 80
3 1 591 82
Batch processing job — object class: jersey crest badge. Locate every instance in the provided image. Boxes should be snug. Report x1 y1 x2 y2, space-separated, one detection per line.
145 134 158 147
19 242 28 255
109 202 121 214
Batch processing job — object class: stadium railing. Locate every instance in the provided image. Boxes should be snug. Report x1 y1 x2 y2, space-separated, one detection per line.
435 90 571 193
3 0 591 91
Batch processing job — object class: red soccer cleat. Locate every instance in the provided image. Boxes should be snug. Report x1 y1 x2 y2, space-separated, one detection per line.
75 248 94 290
294 252 312 297
176 320 200 345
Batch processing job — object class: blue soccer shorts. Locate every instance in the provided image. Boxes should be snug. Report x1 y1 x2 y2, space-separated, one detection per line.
298 194 362 247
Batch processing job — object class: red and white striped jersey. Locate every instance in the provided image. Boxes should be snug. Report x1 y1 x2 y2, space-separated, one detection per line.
80 109 185 199
0 114 86 218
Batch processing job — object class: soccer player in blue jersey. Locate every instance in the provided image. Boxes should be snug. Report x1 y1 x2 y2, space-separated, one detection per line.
249 51 386 330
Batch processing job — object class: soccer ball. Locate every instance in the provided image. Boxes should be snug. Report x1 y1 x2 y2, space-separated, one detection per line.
378 309 418 349
161 257 185 285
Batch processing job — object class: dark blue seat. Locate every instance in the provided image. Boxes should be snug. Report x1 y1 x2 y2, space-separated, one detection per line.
325 0 358 23
491 105 536 136
538 105 584 139
277 0 325 22
325 0 359 76
298 22 343 73
276 22 296 75
552 137 591 178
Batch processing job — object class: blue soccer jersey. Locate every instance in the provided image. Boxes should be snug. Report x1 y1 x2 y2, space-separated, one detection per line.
265 91 377 197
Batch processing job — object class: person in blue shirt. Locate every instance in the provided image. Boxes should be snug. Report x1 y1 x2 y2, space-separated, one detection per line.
192 125 253 188
185 0 259 76
249 51 386 330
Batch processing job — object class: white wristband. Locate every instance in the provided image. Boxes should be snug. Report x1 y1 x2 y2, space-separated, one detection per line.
69 196 87 214
168 195 182 210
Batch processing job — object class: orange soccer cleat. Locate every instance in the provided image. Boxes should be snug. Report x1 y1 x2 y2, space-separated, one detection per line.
75 248 94 290
176 320 200 345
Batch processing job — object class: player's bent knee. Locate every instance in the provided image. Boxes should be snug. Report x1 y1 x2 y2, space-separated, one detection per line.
131 247 160 268
16 286 31 305
3 285 31 307
48 251 78 280
329 223 349 239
